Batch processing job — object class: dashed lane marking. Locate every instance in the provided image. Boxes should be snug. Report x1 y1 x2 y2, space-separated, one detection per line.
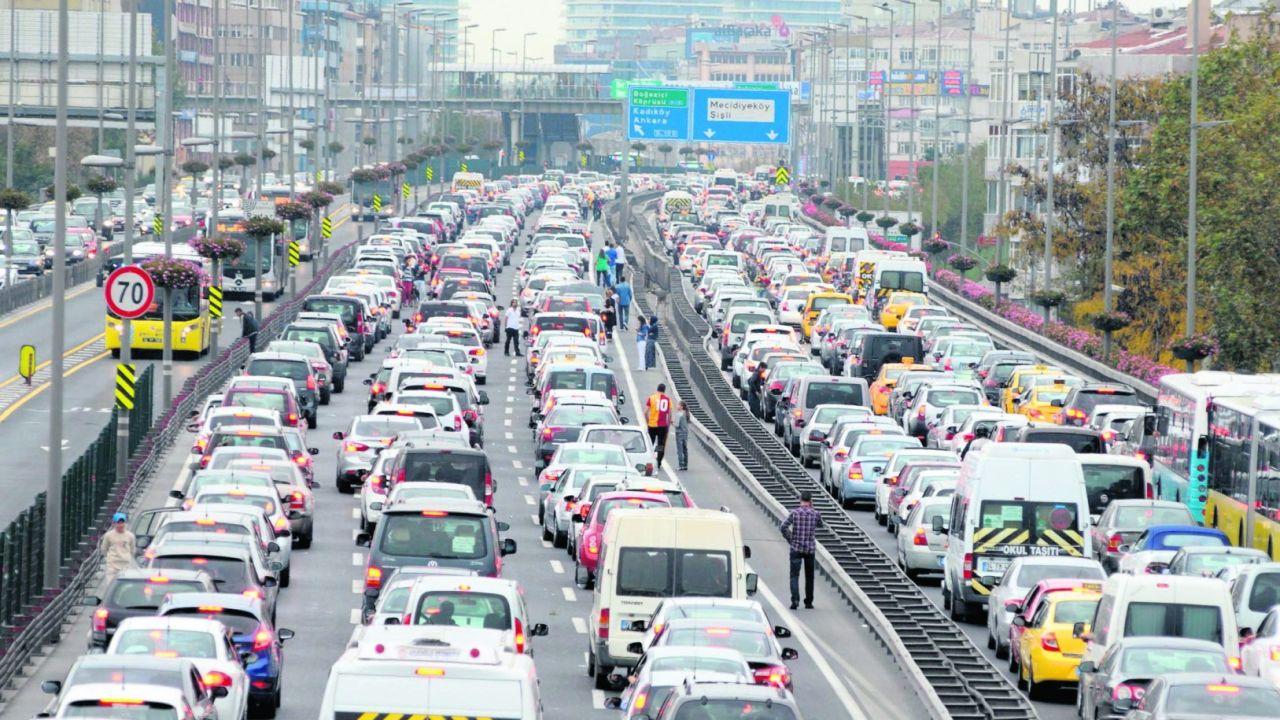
350 507 360 519
571 617 588 634
550 560 564 574
529 514 539 526
523 495 535 505
505 431 514 439
512 460 523 469
348 608 361 625
351 580 363 594
518 476 528 486
507 444 518 453
352 552 364 566
561 587 576 602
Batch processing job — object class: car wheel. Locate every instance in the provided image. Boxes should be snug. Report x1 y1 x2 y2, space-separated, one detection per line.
542 519 552 542
477 376 487 385
337 478 352 494
593 653 612 690
552 528 566 548
994 637 1008 659
320 389 331 405
874 508 885 525
1008 645 1019 673
280 566 291 588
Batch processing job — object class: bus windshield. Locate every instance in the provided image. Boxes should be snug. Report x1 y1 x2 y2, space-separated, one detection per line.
224 235 274 275
132 285 202 322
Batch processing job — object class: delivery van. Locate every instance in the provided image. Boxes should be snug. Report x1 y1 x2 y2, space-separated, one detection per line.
451 171 484 193
587 508 757 687
941 443 1092 621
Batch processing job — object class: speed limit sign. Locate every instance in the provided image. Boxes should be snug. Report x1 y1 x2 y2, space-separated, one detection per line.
104 265 156 319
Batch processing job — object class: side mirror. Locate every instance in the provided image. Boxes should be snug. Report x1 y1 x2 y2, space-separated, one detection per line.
308 447 319 455
1145 561 1170 574
1078 660 1096 674
261 577 278 589
238 651 259 666
500 538 517 556
478 392 490 405
931 516 946 533
82 595 101 607
1004 599 1023 612
619 416 630 424
277 628 295 642
266 541 280 553
743 545 751 560
780 647 800 661
355 532 372 547
362 378 373 386
530 622 549 637
1111 698 1133 712
211 686 229 699
745 572 759 596
1050 399 1064 408
186 422 200 432
41 680 62 695
496 520 510 532
169 489 186 500
1072 621 1086 639
774 625 792 639
383 617 401 625
627 641 644 655
603 697 623 710
332 431 345 440
571 513 585 523
187 409 200 418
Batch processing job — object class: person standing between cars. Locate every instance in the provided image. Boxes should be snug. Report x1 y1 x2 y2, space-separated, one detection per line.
602 289 617 340
605 242 618 286
644 315 659 370
614 277 633 330
100 512 137 585
595 248 610 288
674 400 690 471
236 306 259 353
780 491 823 610
635 319 649 369
646 383 673 467
503 299 522 356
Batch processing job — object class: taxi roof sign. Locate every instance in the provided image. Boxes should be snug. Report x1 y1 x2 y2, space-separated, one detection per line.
355 626 511 664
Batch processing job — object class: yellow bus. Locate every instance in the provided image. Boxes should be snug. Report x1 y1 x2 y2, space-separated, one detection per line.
106 241 212 357
1204 393 1280 559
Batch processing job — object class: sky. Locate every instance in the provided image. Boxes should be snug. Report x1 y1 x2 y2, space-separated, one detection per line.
468 0 563 66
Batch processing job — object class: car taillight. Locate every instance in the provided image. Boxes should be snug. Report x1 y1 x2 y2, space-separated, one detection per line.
484 471 494 507
752 665 789 687
469 347 485 357
1107 533 1124 553
847 462 863 480
514 617 525 653
1270 646 1280 662
345 442 370 453
833 450 848 461
199 454 211 469
598 608 609 639
287 413 299 426
292 452 310 467
252 628 273 652
586 532 599 557
541 428 555 441
963 552 974 581
1040 632 1061 652
462 409 478 425
92 608 108 632
1229 655 1242 670
913 529 928 546
962 433 974 442
365 565 383 589
289 491 305 510
202 671 233 688
917 407 926 420
1113 683 1145 703
370 475 386 495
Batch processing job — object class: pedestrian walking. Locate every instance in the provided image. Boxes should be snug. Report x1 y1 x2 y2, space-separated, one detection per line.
235 306 259 353
780 491 823 609
635 319 649 368
614 278 633 330
602 289 617 339
614 244 628 282
595 249 610 288
644 315 659 370
503 299 522 356
674 400 690 471
100 512 137 586
646 383 673 467
605 242 618 286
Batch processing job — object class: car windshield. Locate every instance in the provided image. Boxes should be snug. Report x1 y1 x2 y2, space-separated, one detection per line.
650 656 746 675
1123 602 1223 643
664 627 771 657
1114 506 1193 528
224 392 287 415
1119 647 1229 675
1247 572 1280 612
208 415 275 432
113 628 218 659
412 591 511 629
1082 465 1146 515
395 394 456 416
378 513 488 560
856 438 920 457
1025 431 1102 453
617 548 732 598
546 406 616 427
164 607 261 635
150 556 251 591
1164 684 1279 716
594 496 666 522
672 700 797 720
1153 532 1227 550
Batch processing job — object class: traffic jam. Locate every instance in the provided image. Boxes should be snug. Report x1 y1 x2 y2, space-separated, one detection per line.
656 167 1280 719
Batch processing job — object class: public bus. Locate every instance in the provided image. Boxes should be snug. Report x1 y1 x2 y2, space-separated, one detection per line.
1203 394 1280 558
217 218 285 300
105 241 212 357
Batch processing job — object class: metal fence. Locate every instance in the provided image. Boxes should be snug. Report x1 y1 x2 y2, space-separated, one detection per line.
0 234 361 701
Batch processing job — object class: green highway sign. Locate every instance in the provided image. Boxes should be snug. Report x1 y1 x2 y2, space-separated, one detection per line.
610 78 661 100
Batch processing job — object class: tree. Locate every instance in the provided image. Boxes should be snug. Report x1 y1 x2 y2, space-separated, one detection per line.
915 145 986 249
657 143 674 168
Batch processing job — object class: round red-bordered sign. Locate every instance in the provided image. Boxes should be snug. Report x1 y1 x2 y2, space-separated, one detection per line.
104 265 156 319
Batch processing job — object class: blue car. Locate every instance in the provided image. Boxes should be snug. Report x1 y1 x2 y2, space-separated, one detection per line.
159 592 295 718
839 437 923 509
1119 524 1229 574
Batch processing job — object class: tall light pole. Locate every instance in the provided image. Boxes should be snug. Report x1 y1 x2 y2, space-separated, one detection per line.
1102 0 1118 360
852 15 871 210
461 23 478 144
1043 0 1060 293
45 0 70 588
1185 0 1201 357
114 0 143 485
6 0 15 188
520 31 536 162
958 0 976 252
874 2 895 220
894 0 917 235
159 0 176 407
286 0 296 203
490 28 507 145
995 1 1014 270
928 0 943 242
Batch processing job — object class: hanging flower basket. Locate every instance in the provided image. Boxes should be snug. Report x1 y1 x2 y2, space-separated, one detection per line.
1169 334 1219 361
947 254 978 272
975 234 998 248
275 201 311 222
822 196 841 209
384 162 406 175
180 160 210 176
922 236 949 255
85 175 118 196
315 180 344 196
874 215 897 230
327 141 345 154
301 190 334 209
1090 310 1132 334
985 264 1017 284
836 203 857 217
141 257 204 289
856 211 876 225
189 234 246 261
243 215 285 238
898 221 922 238
350 168 379 184
1029 290 1066 308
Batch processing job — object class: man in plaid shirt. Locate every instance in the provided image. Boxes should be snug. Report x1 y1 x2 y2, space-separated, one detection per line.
780 491 823 609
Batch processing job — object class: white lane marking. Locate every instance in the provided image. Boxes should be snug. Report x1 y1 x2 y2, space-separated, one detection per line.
530 513 540 526
512 460 524 469
352 552 364 566
351 529 360 540
542 539 552 549
754 579 872 720
507 444 518 453
592 690 608 709
504 418 512 427
550 560 565 574
572 616 588 634
350 507 360 519
524 495 535 505
349 608 361 625
561 587 576 602
505 431 514 440
504 405 514 414
518 476 529 486
351 579 363 594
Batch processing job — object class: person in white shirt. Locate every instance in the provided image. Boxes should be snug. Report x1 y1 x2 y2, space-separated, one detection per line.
614 244 628 281
503 300 523 356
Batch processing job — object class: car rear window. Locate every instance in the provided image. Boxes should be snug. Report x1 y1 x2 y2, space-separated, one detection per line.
150 556 249 590
616 548 731 598
303 298 357 325
246 359 308 382
378 512 488 559
106 579 207 609
1081 465 1146 515
112 628 219 658
164 607 261 635
1024 431 1103 453
1123 602 1223 644
805 382 864 408
1071 388 1142 415
864 335 922 362
224 391 288 415
401 452 487 498
412 591 511 629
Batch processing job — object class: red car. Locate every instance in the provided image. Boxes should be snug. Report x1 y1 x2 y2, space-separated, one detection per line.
573 491 669 586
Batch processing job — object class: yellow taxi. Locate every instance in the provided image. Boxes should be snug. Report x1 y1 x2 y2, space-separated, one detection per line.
869 361 918 415
1014 382 1074 424
821 252 856 283
1016 589 1100 700
1001 365 1063 413
801 292 855 340
878 291 928 330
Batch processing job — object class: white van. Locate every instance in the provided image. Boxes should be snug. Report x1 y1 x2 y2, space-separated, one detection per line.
941 443 1092 621
821 227 868 257
451 171 484 193
871 255 928 299
763 196 797 221
318 625 542 720
1080 574 1240 670
587 508 757 686
660 190 695 221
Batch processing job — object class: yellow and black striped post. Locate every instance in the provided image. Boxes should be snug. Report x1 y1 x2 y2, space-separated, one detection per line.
425 166 434 181
518 149 526 163
208 286 223 318
287 241 301 267
401 182 410 200
371 194 383 213
115 363 136 410
321 215 333 239
460 162 468 172
152 215 163 236
775 166 791 185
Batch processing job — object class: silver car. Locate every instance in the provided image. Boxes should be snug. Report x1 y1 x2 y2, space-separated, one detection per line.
896 497 950 579
332 415 422 493
579 425 656 476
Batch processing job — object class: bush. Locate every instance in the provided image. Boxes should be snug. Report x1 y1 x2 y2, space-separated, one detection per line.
1169 334 1219 361
1029 290 1066 308
1090 310 1132 334
189 234 246 260
482 140 502 151
275 201 311 222
261 148 277 160
361 136 378 147
85 174 118 195
985 264 1017 284
947 254 978 272
299 139 315 151
243 215 285 238
180 160 209 176
350 168 379 183
836 203 857 217
0 188 31 211
141 257 204 289
822 196 841 209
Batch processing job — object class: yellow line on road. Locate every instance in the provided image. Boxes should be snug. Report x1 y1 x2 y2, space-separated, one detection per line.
0 283 97 330
0 347 112 424
0 332 107 391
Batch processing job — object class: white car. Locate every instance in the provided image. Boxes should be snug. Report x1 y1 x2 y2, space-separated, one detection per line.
873 449 959 525
1241 604 1280 688
579 425 655 476
106 616 249 720
609 647 755 718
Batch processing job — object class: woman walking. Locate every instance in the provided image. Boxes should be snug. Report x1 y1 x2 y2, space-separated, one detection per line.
595 249 610 288
602 289 618 340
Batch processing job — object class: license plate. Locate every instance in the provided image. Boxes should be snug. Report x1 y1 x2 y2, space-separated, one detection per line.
977 557 1011 576
396 646 458 660
619 619 633 631
936 555 946 567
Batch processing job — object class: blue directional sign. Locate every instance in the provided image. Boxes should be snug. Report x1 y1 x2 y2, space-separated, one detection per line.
627 86 691 142
691 88 791 145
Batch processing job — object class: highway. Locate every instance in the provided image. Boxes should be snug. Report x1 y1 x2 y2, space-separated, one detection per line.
1 210 930 720
0 206 356 527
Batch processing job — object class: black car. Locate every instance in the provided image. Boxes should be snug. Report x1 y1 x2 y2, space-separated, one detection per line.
1060 382 1144 426
387 446 493 507
847 332 925 383
82 568 217 650
1006 425 1107 453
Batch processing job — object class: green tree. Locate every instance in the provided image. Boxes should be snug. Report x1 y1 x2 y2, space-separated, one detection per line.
916 145 986 244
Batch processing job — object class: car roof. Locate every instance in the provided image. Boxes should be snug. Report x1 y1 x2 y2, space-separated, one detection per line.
159 591 264 614
380 497 489 515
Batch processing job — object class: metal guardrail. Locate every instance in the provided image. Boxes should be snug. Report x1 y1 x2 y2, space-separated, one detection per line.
611 197 1038 720
0 235 362 703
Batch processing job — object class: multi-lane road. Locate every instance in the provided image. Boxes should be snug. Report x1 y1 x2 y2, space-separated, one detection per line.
2 210 933 720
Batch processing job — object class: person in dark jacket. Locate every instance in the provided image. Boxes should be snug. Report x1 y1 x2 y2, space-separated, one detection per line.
236 306 259 352
644 315 659 370
602 289 617 339
747 366 764 416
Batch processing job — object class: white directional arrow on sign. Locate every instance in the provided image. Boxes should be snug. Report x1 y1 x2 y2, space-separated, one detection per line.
703 129 715 138
633 124 645 136
766 130 778 141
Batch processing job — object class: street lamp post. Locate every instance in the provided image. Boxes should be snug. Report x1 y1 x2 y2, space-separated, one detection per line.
82 153 125 472
46 0 70 588
851 15 871 210
461 23 478 145
894 0 917 237
874 2 896 220
490 28 507 148
1043 0 1060 294
1102 0 1119 360
995 2 1015 270
159 0 176 408
959 0 976 253
928 0 943 243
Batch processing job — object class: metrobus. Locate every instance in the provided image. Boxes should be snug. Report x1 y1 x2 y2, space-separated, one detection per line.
1203 394 1280 558
1152 372 1280 526
217 219 285 300
105 241 212 357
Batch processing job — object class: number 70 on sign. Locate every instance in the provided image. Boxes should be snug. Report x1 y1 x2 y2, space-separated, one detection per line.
104 265 157 320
